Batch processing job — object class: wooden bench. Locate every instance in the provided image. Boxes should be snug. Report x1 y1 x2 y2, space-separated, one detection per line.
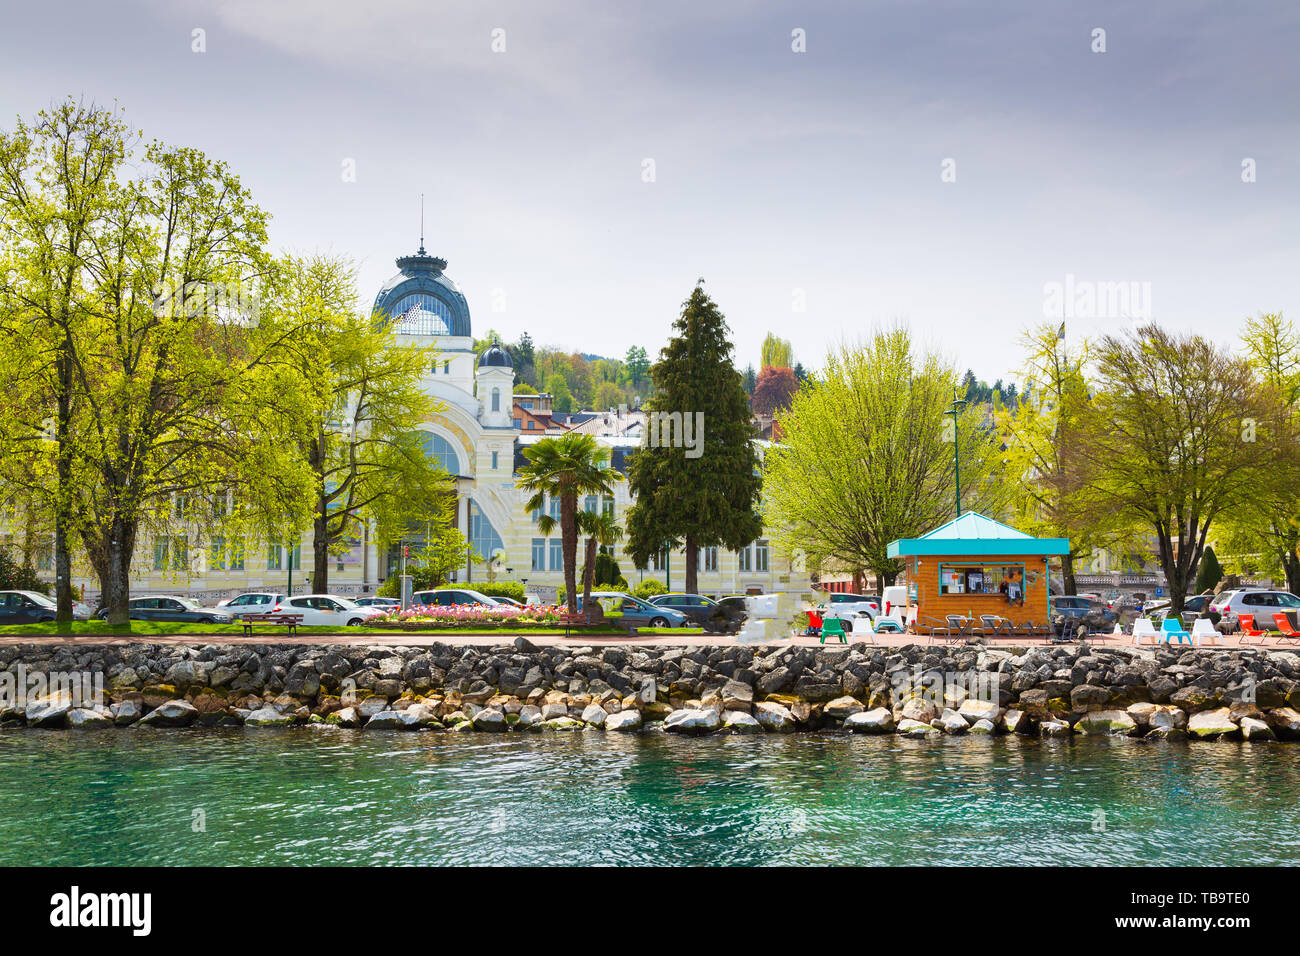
240 613 305 637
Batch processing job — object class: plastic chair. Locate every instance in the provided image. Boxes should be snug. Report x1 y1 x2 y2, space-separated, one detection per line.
1160 616 1192 644
1190 618 1221 646
820 616 848 645
1132 617 1159 646
854 616 879 645
805 609 824 637
980 614 1013 637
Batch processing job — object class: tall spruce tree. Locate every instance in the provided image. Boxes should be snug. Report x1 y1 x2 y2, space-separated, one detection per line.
625 282 762 594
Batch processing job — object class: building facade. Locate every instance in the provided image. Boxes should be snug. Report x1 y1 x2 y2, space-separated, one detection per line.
59 243 807 604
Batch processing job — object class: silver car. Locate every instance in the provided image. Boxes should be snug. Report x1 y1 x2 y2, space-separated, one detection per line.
1208 589 1300 628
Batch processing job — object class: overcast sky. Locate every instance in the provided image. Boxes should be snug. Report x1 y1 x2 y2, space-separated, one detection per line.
2 0 1297 380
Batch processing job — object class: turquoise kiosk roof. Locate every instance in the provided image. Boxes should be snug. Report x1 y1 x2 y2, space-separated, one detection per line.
887 512 1069 558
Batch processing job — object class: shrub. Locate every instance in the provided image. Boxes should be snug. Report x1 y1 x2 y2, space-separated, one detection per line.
632 578 666 599
0 547 48 594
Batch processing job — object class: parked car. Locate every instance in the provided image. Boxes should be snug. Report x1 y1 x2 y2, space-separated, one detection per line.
96 596 233 625
217 591 289 619
489 596 524 607
1208 588 1300 629
1050 595 1116 632
649 593 742 632
819 592 881 620
411 588 504 607
354 596 401 608
0 590 58 624
578 591 691 629
716 595 750 623
280 594 388 626
1143 594 1213 622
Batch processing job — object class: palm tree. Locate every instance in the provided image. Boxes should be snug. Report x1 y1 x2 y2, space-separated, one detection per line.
578 509 623 611
518 432 623 612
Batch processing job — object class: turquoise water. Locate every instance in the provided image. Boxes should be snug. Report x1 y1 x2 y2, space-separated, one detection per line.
2 729 1298 866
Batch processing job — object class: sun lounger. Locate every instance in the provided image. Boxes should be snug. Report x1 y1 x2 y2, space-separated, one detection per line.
1237 613 1269 644
1272 613 1300 645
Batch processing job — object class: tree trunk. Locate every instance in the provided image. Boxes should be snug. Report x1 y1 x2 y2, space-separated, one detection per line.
313 509 330 593
1284 551 1300 596
561 494 578 611
1061 552 1077 597
581 535 597 610
684 533 697 595
87 517 136 627
53 356 74 626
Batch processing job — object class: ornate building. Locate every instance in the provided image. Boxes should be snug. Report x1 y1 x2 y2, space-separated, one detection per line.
94 242 806 603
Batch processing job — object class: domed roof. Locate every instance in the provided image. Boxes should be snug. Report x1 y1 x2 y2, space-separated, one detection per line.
372 244 471 337
478 341 512 369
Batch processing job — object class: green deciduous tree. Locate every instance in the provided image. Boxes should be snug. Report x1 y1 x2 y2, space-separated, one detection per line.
1080 324 1273 614
625 283 763 595
0 100 317 624
996 324 1121 595
762 329 1010 588
274 252 458 591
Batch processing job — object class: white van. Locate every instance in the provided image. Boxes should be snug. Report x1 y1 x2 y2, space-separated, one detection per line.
876 585 910 632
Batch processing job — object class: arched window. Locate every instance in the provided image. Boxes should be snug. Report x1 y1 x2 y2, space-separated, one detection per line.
391 293 455 335
469 500 504 562
491 387 501 412
420 431 462 476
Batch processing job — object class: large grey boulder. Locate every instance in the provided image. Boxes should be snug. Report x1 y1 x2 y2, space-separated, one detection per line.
957 698 1001 725
1188 708 1238 739
472 709 509 732
139 699 199 727
1239 717 1276 741
244 706 293 727
723 711 763 734
823 696 864 720
67 708 113 729
754 701 795 733
579 704 607 727
363 710 404 730
897 718 938 738
1073 710 1138 737
1265 707 1300 740
663 708 721 735
844 707 895 734
933 709 969 735
25 693 73 728
604 709 643 732
111 699 142 726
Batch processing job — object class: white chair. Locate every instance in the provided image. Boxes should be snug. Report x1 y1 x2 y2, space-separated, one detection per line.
854 615 879 645
1191 618 1221 646
1132 617 1159 646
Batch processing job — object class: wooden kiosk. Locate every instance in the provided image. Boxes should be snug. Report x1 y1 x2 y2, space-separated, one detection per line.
887 513 1069 630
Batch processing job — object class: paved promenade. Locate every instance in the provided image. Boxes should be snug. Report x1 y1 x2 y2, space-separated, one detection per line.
0 630 1282 650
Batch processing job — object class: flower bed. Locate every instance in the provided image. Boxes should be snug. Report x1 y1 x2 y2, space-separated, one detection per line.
368 603 566 628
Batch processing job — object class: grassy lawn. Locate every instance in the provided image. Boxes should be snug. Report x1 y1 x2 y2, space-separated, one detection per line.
0 620 705 639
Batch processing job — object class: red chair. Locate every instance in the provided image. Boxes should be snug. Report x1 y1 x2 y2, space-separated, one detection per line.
1272 613 1300 644
1238 613 1268 643
806 610 824 637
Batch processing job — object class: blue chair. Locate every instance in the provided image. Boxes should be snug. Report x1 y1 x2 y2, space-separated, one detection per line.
1160 616 1192 644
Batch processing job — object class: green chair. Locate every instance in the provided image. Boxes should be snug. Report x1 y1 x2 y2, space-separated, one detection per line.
820 616 849 645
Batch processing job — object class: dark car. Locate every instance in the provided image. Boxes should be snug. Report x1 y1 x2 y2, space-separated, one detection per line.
1050 595 1117 632
96 595 232 625
412 588 501 607
0 590 58 624
354 596 400 608
649 593 742 632
716 595 751 623
576 592 690 629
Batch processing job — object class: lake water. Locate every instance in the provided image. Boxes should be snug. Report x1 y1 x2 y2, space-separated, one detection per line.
2 729 1298 866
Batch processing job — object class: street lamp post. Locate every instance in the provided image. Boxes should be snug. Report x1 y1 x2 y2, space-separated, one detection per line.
946 386 967 518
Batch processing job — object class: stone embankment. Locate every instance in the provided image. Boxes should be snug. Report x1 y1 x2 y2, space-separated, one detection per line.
3 640 1300 741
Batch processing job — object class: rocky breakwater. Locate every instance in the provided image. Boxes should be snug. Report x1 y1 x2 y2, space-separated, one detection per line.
2 640 1300 742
